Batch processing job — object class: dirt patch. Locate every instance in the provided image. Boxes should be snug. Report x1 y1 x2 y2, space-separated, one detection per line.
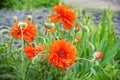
0 9 120 36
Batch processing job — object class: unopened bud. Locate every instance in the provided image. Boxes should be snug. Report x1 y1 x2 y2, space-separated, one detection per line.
93 52 103 59
1 29 9 34
18 22 27 28
18 22 24 27
75 24 80 32
27 15 32 21
75 37 81 43
77 30 82 38
13 16 17 22
44 23 55 29
87 41 95 50
55 36 61 40
0 26 2 29
82 25 90 34
22 22 28 28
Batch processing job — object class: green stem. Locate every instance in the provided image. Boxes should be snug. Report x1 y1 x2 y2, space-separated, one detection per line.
55 24 64 39
20 26 25 80
73 29 77 44
83 72 92 80
1 34 4 42
62 30 65 39
36 36 46 44
77 57 91 62
10 37 14 53
84 32 87 57
59 0 62 5
20 27 24 62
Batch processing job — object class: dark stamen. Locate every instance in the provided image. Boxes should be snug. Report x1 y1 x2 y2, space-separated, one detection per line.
58 51 65 57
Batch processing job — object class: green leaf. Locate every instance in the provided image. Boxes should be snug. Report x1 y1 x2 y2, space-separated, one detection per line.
101 42 120 65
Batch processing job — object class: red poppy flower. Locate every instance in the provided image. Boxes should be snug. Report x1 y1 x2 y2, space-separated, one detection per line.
24 45 35 60
10 21 37 43
48 4 76 30
24 44 44 60
47 40 77 70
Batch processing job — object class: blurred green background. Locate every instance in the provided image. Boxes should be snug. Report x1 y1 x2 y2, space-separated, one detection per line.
0 0 60 10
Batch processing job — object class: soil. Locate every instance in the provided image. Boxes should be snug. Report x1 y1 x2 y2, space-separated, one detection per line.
0 8 120 36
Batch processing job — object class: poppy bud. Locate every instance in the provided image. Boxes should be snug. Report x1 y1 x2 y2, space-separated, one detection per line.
77 30 82 38
13 16 17 22
22 22 28 28
93 52 103 59
1 29 9 34
82 25 90 34
18 22 27 28
87 41 95 50
27 15 32 21
0 26 2 29
44 23 55 29
75 24 80 32
75 38 81 43
18 22 23 27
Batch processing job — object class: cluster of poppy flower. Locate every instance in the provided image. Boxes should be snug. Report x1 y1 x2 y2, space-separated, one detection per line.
10 4 102 70
10 20 44 59
10 4 77 70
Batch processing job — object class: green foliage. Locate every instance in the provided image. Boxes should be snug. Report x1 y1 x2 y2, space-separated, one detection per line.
0 7 120 80
0 0 60 10
69 9 120 79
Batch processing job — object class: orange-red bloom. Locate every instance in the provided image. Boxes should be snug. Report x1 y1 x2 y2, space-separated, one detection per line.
45 27 55 34
24 44 44 60
35 43 44 54
47 40 77 70
48 4 76 30
10 21 37 43
24 45 35 60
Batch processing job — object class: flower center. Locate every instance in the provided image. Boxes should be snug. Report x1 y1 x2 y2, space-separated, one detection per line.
58 51 65 57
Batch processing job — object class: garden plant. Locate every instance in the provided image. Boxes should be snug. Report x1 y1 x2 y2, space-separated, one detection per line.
0 2 120 80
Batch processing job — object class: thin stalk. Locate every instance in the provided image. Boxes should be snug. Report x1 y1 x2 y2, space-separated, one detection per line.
84 32 87 57
9 37 14 53
20 26 24 62
36 36 46 44
62 30 65 39
1 34 4 42
55 24 65 39
74 29 78 44
83 72 92 80
20 26 25 80
77 57 91 62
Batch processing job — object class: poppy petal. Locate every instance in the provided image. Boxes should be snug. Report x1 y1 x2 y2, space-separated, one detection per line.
48 15 61 23
62 20 73 30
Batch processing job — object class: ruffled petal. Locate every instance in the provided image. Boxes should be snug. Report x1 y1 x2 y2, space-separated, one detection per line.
48 15 61 23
